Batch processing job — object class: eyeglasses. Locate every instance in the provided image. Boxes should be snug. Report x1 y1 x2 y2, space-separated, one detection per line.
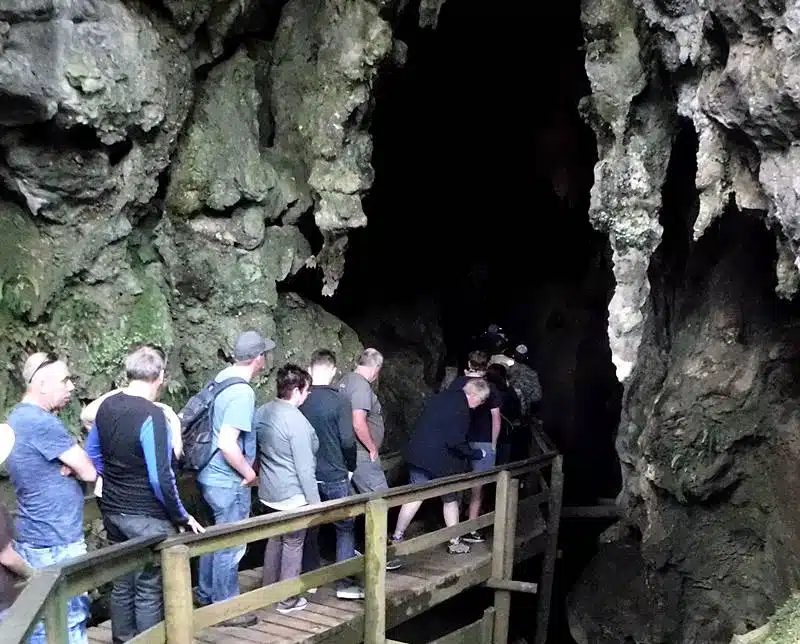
27 352 59 384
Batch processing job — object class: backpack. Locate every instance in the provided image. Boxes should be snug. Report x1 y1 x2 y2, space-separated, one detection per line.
178 377 248 472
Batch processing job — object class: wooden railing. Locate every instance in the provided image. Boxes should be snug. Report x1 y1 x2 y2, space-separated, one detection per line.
6 437 561 644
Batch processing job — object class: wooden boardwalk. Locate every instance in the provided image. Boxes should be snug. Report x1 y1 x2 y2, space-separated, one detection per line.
86 508 545 644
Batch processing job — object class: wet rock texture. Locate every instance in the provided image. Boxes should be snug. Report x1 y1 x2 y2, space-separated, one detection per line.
575 0 800 640
0 0 411 418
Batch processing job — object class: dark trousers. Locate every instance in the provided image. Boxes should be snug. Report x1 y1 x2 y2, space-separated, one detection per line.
103 513 176 643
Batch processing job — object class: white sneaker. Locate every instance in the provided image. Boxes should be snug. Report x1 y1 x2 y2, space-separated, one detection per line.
276 597 308 614
336 584 365 600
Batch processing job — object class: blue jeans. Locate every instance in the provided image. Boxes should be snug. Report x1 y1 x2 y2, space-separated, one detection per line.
15 540 89 644
196 484 251 605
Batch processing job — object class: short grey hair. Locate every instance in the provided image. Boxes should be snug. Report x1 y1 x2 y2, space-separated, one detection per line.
463 378 490 402
125 346 165 383
357 348 384 369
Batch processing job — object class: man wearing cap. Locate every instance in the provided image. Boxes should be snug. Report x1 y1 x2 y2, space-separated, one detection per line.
0 423 34 622
195 331 273 625
5 352 97 644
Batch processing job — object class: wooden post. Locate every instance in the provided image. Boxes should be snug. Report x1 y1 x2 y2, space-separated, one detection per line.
534 455 563 644
161 544 194 644
492 470 519 644
43 584 68 644
364 498 388 644
480 606 496 643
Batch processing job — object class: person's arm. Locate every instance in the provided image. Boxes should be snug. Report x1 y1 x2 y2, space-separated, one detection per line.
352 410 378 460
140 412 190 526
338 395 357 472
490 407 501 451
218 426 257 484
80 388 122 429
349 380 378 461
58 445 97 482
85 423 104 475
446 410 484 461
217 386 257 484
289 422 321 505
0 542 32 579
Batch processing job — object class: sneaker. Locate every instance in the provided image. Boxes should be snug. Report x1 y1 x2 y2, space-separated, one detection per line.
276 596 308 614
336 583 366 600
386 557 403 571
447 539 470 555
462 531 485 543
354 548 403 571
219 613 258 627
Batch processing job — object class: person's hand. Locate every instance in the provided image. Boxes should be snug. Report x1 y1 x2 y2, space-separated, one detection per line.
60 465 74 477
241 470 257 487
369 449 379 462
179 515 205 534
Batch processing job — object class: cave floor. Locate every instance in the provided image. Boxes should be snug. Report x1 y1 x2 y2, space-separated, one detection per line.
86 508 546 643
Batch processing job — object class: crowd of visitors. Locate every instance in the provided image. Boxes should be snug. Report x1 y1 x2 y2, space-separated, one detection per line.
0 328 532 641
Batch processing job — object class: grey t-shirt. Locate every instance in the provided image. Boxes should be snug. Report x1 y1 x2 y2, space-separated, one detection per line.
339 372 385 456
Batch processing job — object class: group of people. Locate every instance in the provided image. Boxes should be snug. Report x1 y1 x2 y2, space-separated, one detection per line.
0 329 533 643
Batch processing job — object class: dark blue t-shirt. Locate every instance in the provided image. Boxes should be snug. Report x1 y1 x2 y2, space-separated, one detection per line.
6 403 85 547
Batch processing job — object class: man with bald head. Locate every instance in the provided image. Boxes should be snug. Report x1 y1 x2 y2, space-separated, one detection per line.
5 352 96 644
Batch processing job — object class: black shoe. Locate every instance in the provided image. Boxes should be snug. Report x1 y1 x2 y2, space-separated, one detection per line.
219 613 258 627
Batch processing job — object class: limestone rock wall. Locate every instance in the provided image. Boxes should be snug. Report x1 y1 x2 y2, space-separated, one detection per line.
0 0 405 417
576 0 800 641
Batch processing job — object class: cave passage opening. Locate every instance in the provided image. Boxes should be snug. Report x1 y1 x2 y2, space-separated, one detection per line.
321 0 623 504
285 2 623 640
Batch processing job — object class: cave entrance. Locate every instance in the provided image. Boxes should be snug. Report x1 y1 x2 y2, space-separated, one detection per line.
284 1 623 640
327 0 622 505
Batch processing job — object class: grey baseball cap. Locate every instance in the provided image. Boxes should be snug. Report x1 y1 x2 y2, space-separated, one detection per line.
233 331 276 361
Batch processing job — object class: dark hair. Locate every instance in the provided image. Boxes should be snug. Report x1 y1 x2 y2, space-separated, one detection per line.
485 363 508 389
310 349 337 369
467 350 489 372
276 363 311 400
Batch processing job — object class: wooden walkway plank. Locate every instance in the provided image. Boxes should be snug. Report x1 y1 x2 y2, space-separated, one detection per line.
87 505 546 644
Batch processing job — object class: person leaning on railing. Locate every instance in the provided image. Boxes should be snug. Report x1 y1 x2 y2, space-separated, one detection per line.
391 378 491 556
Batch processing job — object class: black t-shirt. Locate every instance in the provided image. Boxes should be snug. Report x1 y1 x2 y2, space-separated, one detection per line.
448 375 502 443
96 393 189 528
0 504 22 611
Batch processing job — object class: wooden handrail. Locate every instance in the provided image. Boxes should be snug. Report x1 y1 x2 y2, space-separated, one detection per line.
5 569 61 644
6 450 559 644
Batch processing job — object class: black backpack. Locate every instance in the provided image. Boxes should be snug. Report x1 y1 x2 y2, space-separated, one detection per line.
178 377 248 472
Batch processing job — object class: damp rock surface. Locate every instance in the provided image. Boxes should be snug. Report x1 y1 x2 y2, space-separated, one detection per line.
575 0 800 640
0 0 402 421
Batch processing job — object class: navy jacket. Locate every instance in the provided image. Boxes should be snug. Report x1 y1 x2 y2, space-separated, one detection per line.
406 389 483 477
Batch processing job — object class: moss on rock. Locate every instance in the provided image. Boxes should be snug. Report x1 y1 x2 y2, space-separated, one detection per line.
766 594 800 644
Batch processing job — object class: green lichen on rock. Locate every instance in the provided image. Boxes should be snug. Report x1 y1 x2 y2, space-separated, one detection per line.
765 594 800 644
88 279 174 381
0 201 55 321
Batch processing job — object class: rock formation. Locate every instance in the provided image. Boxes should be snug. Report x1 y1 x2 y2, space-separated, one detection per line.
571 0 800 641
0 0 402 419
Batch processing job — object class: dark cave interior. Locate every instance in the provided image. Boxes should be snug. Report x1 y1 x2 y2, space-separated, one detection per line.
290 0 623 506
284 1 622 641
